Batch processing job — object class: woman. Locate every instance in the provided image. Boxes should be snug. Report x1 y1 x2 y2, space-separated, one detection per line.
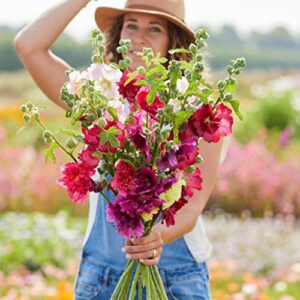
14 0 224 299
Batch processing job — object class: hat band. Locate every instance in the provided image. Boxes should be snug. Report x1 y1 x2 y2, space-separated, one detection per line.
125 4 184 21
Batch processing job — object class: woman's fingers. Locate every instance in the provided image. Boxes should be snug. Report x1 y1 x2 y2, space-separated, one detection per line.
122 231 163 265
123 238 163 254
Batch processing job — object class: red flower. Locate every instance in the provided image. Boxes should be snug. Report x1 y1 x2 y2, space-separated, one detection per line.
82 125 101 148
183 167 203 197
135 86 164 119
161 197 188 227
110 160 137 196
57 162 94 203
188 103 233 143
79 147 100 169
118 70 145 104
99 121 126 153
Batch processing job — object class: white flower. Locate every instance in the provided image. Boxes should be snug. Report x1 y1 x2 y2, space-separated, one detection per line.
176 77 189 94
104 99 128 123
87 63 122 100
168 98 181 112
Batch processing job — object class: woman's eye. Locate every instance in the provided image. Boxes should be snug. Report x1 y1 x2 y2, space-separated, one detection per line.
149 27 161 33
127 24 137 30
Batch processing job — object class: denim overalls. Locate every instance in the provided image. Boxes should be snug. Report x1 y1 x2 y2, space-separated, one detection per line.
74 184 211 299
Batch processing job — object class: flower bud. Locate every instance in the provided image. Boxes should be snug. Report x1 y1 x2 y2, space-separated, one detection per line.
20 105 27 113
26 102 33 110
66 138 77 149
225 93 233 101
188 43 197 53
186 166 196 174
24 114 31 122
43 130 52 139
97 117 107 129
217 80 225 90
137 66 146 74
196 155 204 164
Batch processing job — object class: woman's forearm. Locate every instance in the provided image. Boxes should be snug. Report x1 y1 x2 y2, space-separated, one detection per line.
14 0 90 54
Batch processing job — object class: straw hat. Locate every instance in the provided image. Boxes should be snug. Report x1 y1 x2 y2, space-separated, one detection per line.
95 0 194 42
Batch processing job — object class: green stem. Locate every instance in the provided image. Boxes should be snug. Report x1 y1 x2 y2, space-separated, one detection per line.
99 190 112 206
145 265 152 300
110 260 135 300
153 266 168 300
35 118 78 163
128 263 142 300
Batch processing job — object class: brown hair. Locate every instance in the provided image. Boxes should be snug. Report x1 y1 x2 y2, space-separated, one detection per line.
103 16 193 64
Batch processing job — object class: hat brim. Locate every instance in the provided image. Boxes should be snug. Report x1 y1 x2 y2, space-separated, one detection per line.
95 6 195 43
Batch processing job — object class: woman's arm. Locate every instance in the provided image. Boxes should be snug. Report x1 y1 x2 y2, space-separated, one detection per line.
14 0 90 110
123 139 224 265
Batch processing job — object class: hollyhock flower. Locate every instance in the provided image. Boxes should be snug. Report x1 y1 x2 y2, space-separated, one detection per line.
87 63 122 99
168 98 181 113
161 197 188 226
104 98 128 124
119 193 163 216
106 195 144 238
155 177 178 196
135 86 164 118
128 124 151 161
189 103 233 143
160 179 186 209
67 71 82 96
110 160 137 196
82 125 101 148
176 77 189 94
78 148 99 169
179 121 195 142
135 167 158 194
157 137 198 172
118 70 145 103
99 121 126 153
175 137 199 170
183 167 203 197
57 162 94 203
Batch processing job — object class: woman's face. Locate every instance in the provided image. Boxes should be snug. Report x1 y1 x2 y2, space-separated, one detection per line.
120 12 169 70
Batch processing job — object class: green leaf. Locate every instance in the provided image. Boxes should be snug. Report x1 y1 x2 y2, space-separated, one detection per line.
228 99 243 121
100 126 121 148
107 107 118 121
225 81 238 93
44 142 60 164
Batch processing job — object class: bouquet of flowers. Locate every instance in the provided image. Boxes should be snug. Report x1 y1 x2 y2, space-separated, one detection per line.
19 28 245 299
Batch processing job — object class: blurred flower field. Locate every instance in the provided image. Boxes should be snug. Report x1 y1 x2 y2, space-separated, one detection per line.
1 70 300 299
0 212 299 299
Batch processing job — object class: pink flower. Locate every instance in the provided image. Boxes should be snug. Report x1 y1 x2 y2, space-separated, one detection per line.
183 167 203 197
57 162 94 203
135 86 164 119
189 103 233 143
118 70 145 103
79 148 100 169
106 195 144 238
162 197 188 226
82 125 101 148
110 160 137 196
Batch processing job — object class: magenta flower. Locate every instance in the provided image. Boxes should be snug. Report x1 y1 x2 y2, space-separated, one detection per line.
188 103 233 143
128 124 151 161
57 162 94 203
157 137 199 172
135 167 158 195
106 195 144 238
119 193 163 215
110 160 137 196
